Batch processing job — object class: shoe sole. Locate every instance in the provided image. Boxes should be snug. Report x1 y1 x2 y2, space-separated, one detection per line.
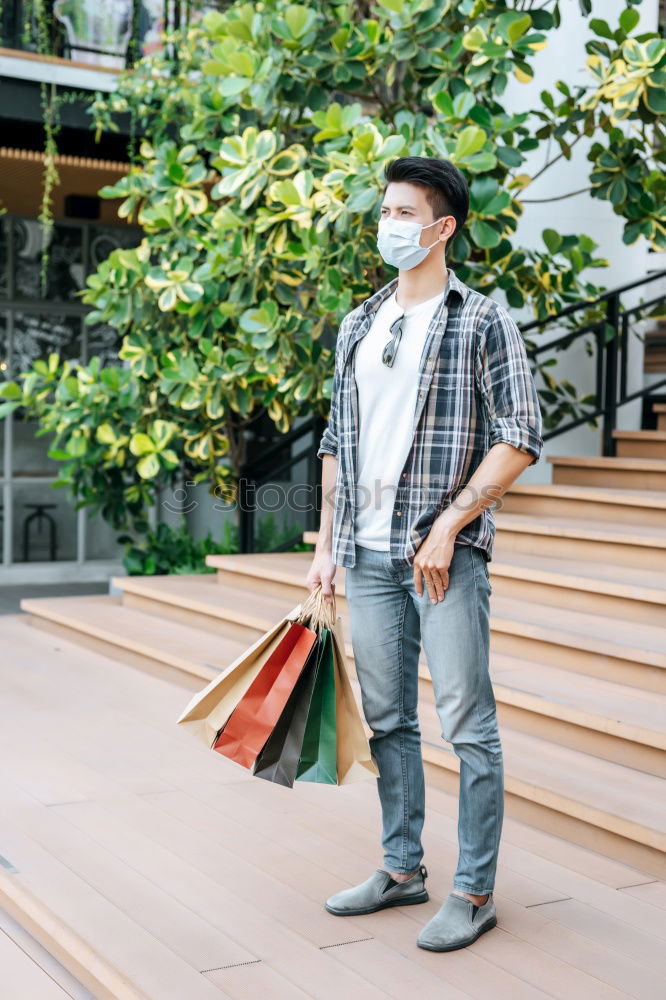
417 915 497 951
324 890 429 916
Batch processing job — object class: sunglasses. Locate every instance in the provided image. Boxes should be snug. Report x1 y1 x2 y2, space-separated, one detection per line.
382 313 405 367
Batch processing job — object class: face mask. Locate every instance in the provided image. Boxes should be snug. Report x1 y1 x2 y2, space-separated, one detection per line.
376 215 447 270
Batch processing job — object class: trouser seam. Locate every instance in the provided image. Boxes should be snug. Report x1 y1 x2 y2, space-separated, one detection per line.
469 545 502 890
396 589 409 872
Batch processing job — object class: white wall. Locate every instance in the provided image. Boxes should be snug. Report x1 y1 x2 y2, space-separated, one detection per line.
497 0 660 479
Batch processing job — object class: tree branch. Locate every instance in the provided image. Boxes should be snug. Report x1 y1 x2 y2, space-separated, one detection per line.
521 185 592 202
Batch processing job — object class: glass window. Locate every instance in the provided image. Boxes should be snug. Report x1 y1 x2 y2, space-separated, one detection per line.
86 319 122 368
0 218 8 300
0 215 142 569
88 224 141 273
12 311 82 373
12 219 84 302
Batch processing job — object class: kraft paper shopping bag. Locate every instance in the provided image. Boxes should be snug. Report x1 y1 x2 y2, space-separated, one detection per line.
332 614 380 784
176 601 304 747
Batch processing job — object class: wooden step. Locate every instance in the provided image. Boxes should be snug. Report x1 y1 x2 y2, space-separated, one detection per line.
201 554 666 691
487 593 665 691
304 485 666 534
19 593 249 690
0 808 230 1000
414 709 666 880
19 579 666 771
19 584 663 773
499 482 666 528
613 429 666 460
6 615 666 998
111 573 293 644
20 576 661 770
653 402 666 431
424 654 666 778
548 454 666 490
488 541 666 621
0 907 93 1000
494 511 666 573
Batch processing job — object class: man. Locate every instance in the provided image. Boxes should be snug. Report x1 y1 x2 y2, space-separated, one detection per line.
306 156 543 952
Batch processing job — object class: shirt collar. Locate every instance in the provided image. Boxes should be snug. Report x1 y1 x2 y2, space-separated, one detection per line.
362 266 469 317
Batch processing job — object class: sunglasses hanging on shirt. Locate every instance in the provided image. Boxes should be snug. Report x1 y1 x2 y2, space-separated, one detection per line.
382 312 405 367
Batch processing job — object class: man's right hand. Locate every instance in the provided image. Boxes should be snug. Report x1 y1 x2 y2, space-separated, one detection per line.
306 549 336 603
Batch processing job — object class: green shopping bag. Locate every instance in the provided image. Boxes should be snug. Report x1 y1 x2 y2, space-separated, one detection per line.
295 627 337 784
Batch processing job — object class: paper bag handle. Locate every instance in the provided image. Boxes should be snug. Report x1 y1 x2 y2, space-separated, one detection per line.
295 582 337 632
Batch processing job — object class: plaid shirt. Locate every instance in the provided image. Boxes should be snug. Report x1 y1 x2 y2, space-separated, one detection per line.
317 266 543 570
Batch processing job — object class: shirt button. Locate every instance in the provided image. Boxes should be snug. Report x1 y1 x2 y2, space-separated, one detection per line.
402 472 407 478
396 510 402 517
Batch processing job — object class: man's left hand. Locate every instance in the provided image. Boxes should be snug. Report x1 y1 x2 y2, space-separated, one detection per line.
413 527 457 604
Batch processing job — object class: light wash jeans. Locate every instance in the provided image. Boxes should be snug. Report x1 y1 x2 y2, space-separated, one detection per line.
344 539 504 895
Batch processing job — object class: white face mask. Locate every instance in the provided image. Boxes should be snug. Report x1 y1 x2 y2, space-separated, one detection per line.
376 215 447 270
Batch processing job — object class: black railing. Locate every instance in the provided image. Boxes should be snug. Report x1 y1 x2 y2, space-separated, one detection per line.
523 269 666 456
238 415 327 555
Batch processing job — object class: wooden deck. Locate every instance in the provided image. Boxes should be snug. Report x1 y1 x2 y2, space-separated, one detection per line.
2 613 665 999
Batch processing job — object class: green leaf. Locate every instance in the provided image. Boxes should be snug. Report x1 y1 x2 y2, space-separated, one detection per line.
542 229 563 254
619 8 639 35
433 92 453 117
471 219 502 248
378 0 404 13
507 15 532 45
608 176 627 206
152 420 174 450
589 18 613 40
137 453 161 479
285 4 313 39
130 433 156 456
158 286 178 312
452 91 476 119
217 76 252 96
96 423 117 444
454 126 485 159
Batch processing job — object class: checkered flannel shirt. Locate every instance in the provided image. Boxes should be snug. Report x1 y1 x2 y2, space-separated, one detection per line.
317 266 543 570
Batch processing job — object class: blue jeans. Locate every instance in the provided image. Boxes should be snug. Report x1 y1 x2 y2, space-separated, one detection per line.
344 540 504 894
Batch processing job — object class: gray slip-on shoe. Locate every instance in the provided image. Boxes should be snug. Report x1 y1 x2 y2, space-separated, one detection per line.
417 890 497 951
324 865 429 916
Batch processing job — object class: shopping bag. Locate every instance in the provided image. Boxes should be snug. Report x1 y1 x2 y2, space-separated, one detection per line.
331 614 380 784
176 601 304 747
253 634 325 787
213 621 317 769
295 626 338 784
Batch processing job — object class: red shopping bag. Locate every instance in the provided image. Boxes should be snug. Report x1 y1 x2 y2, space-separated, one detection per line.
213 621 317 769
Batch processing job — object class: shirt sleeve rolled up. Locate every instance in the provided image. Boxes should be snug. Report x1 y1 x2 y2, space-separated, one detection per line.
475 304 543 466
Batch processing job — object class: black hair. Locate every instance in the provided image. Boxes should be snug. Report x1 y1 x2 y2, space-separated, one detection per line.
383 157 469 243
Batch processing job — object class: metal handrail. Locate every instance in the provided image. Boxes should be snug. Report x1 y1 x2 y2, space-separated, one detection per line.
520 269 666 332
522 269 666 454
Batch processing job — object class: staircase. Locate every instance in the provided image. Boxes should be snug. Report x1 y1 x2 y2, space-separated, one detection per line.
16 413 666 884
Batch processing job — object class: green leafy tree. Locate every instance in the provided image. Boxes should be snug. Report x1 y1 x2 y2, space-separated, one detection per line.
2 0 664 536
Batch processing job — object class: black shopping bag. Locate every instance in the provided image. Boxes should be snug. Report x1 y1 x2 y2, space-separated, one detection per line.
252 631 325 787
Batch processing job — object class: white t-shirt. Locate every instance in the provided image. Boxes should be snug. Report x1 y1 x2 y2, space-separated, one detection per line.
353 288 445 550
